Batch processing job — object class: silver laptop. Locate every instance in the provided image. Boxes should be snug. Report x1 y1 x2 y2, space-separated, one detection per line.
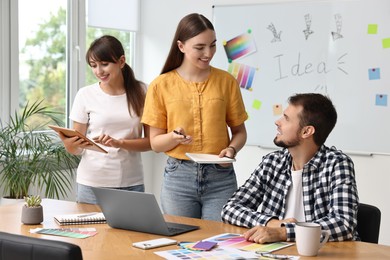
91 187 199 236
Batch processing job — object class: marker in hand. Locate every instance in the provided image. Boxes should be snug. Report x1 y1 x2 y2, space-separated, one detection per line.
173 130 187 139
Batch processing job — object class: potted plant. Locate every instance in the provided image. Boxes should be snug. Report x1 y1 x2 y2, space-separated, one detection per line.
21 195 43 225
0 100 80 201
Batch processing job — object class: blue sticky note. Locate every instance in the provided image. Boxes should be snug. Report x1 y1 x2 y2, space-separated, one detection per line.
368 68 380 80
376 94 387 106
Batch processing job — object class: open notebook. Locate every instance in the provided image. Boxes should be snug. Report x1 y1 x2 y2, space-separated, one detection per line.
54 212 106 226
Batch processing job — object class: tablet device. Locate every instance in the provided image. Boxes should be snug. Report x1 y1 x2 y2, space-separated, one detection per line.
48 125 108 153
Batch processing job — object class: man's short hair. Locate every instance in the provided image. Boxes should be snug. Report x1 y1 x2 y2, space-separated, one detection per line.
289 93 337 146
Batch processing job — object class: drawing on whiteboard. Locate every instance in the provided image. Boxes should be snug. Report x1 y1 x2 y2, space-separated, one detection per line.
222 30 257 61
315 85 328 94
267 23 282 42
303 14 314 40
337 53 348 75
331 14 343 40
273 52 348 81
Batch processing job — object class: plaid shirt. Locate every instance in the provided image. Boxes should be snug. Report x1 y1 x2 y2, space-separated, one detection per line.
221 145 359 242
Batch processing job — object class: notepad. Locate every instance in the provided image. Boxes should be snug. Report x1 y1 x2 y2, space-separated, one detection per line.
185 153 236 164
54 212 106 226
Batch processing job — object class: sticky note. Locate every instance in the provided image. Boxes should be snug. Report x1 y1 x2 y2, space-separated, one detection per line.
192 241 217 251
367 24 378 34
273 104 283 116
376 94 387 106
382 38 390 49
253 99 262 110
368 68 380 80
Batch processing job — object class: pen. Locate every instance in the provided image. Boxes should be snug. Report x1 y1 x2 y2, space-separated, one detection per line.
173 130 187 139
77 213 97 218
257 252 291 260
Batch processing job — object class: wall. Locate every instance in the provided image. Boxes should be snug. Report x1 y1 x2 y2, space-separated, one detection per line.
138 0 389 245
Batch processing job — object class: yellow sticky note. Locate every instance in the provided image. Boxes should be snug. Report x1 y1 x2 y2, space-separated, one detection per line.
252 99 262 110
273 104 283 116
382 38 390 49
367 24 378 34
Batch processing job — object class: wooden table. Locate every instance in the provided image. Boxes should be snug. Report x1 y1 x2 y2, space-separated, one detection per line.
1 199 389 259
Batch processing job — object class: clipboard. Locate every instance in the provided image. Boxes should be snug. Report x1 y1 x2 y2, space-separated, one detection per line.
185 153 236 164
49 125 108 153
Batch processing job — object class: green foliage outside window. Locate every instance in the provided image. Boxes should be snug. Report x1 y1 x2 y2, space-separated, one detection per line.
20 7 134 128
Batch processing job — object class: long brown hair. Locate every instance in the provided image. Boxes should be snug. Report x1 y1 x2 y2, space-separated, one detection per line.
86 35 145 117
161 13 214 74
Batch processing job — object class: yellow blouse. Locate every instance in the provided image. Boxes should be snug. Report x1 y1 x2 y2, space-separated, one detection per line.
141 67 248 160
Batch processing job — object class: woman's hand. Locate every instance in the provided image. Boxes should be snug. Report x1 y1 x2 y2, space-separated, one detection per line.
172 128 192 145
59 132 90 155
92 134 122 148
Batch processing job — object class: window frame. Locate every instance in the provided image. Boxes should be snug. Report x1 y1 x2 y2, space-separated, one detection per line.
0 0 86 127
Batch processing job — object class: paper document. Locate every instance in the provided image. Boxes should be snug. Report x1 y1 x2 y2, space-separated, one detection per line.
185 153 236 163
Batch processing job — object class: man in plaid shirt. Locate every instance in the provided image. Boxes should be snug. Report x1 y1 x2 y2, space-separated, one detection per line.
221 93 358 243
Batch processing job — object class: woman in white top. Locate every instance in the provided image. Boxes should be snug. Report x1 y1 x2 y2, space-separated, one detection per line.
60 35 150 204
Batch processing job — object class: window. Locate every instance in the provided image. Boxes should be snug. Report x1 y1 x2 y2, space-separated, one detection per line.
18 0 68 126
0 0 136 128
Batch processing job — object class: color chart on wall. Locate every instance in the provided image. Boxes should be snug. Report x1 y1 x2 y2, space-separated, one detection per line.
227 62 257 91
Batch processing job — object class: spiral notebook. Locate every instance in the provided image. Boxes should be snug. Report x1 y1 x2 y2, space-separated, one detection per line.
54 212 106 226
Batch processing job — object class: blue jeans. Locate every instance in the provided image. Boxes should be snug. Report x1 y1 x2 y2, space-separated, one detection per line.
161 157 238 222
77 183 145 204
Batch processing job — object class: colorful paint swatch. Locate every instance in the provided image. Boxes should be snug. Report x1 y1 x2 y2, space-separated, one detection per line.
367 24 378 34
223 31 257 61
253 99 262 110
382 38 390 48
227 62 257 90
155 247 252 259
30 228 97 239
273 104 283 115
376 94 388 106
368 68 380 80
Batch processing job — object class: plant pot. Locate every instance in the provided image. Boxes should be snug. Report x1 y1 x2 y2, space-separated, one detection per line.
21 205 43 225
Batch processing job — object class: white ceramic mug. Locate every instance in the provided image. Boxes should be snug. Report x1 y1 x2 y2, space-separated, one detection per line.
295 222 330 256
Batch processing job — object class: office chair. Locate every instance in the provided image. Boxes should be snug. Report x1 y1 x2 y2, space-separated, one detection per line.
0 231 83 260
356 203 381 244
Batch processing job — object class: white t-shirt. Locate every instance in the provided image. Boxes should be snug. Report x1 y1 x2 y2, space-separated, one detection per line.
284 169 305 222
70 83 144 187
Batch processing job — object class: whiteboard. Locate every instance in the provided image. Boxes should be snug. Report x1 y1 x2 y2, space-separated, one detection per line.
212 0 390 155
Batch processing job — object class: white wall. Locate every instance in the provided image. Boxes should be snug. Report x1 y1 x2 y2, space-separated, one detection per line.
137 0 390 245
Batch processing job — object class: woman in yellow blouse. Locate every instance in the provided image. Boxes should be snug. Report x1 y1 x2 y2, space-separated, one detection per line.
142 13 248 221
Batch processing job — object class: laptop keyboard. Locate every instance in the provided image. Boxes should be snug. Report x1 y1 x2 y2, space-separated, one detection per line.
168 226 185 234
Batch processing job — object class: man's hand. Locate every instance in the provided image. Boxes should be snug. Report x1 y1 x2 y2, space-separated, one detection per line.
266 218 297 228
243 226 287 244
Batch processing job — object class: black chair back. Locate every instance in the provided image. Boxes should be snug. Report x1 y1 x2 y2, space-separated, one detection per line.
356 203 381 244
0 231 83 260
